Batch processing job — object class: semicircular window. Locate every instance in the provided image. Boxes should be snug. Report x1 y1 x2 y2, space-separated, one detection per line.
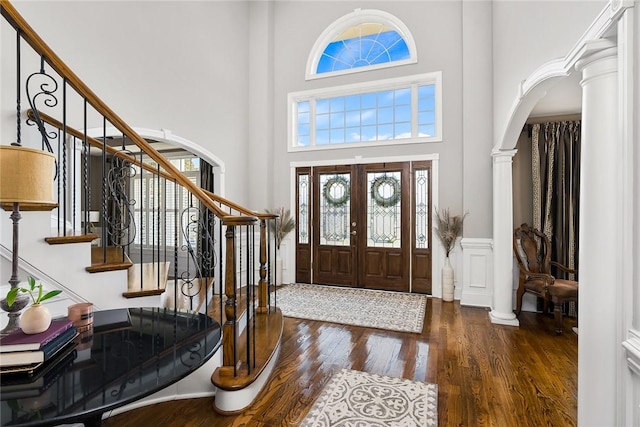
318 23 410 74
308 10 417 79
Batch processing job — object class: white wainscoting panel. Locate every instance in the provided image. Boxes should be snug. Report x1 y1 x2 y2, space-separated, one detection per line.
460 238 493 307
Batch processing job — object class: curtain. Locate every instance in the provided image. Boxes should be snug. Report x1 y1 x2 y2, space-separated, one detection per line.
531 121 581 280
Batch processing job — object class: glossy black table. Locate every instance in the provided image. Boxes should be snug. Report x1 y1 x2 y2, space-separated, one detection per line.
0 307 222 426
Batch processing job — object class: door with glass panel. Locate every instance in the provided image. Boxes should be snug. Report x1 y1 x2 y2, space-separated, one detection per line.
358 163 409 292
312 165 357 287
295 161 432 294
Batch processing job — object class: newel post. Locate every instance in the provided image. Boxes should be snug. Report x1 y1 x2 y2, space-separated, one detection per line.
257 218 268 313
258 213 277 313
221 215 257 371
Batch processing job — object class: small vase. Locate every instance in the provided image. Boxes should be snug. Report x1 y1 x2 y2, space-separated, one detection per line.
20 303 52 334
442 256 455 302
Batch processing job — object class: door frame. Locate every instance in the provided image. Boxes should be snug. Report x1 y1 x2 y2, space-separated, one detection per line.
289 154 442 297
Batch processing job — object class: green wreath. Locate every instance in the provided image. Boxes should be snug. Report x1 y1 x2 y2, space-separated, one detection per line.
371 175 401 208
323 175 350 208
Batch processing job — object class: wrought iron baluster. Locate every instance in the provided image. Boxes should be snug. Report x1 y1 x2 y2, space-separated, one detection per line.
15 29 21 146
107 152 136 251
25 56 57 158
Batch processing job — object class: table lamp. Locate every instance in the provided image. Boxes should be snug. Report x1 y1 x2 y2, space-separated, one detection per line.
0 145 56 335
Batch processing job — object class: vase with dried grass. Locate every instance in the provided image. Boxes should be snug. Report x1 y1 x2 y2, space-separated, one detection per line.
266 207 296 285
434 207 468 302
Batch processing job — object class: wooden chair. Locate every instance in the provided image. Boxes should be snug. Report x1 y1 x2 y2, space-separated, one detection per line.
513 223 578 334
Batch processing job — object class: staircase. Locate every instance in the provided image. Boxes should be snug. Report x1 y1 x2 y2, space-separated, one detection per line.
0 0 283 416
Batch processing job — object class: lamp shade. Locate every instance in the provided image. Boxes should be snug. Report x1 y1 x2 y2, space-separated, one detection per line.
0 146 56 204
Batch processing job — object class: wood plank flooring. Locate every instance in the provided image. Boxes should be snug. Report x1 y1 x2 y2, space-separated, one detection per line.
103 298 577 427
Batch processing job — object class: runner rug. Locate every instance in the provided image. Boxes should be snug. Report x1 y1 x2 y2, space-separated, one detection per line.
300 368 438 427
273 283 427 333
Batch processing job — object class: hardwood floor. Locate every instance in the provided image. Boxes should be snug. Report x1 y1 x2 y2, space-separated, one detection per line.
103 298 578 427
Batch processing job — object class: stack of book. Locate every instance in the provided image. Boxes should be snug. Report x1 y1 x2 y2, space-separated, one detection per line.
0 318 78 375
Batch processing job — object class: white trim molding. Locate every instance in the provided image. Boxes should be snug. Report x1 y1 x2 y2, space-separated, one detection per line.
623 329 640 376
460 238 493 308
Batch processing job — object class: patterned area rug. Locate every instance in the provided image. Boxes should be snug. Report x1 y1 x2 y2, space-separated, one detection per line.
300 369 438 427
273 283 426 333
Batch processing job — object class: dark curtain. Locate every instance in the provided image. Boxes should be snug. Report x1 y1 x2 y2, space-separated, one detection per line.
199 159 215 279
531 120 581 317
531 121 581 280
531 121 581 316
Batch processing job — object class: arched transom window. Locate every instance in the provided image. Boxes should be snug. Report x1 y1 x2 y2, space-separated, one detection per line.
307 9 417 80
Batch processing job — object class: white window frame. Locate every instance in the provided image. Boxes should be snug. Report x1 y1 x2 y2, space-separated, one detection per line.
306 8 418 80
288 71 442 153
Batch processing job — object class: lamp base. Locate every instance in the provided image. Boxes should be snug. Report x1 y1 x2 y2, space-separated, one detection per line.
0 294 29 336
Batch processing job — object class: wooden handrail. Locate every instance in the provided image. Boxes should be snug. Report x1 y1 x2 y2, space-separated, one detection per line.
33 108 275 221
204 189 278 221
1 0 228 220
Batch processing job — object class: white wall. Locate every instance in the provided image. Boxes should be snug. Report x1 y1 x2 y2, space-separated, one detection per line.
492 0 606 148
462 0 493 237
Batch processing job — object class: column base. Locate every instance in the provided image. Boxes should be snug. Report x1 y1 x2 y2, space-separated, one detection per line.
489 310 519 327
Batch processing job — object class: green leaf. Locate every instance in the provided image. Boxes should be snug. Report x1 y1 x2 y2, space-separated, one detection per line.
38 290 62 304
27 276 36 291
6 287 18 307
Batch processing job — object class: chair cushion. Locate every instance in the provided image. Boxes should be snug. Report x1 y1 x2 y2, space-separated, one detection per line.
524 278 547 294
547 279 578 298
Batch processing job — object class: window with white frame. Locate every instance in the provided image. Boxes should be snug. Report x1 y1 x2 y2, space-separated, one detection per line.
307 9 417 80
132 155 200 249
289 72 442 151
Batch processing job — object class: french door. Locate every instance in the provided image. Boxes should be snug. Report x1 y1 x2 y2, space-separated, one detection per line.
295 161 432 294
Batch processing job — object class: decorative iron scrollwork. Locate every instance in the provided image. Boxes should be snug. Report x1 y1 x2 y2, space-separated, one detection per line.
25 64 58 156
179 206 217 305
107 155 137 247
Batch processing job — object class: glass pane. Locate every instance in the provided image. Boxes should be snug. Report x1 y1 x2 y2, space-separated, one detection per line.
316 25 410 74
330 129 345 144
319 173 350 246
415 169 429 249
298 174 310 244
367 171 401 248
395 122 411 139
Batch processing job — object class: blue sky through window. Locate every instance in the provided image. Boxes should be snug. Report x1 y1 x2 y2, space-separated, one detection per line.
296 84 435 146
317 30 410 74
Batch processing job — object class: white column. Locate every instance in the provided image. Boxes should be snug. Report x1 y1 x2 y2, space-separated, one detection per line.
575 47 618 427
489 149 519 326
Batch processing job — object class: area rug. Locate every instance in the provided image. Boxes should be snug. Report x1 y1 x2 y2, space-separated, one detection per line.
300 368 438 427
273 283 426 333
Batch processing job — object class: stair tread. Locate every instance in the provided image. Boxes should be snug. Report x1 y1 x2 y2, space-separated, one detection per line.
45 234 97 245
123 262 171 298
211 308 283 391
86 246 133 273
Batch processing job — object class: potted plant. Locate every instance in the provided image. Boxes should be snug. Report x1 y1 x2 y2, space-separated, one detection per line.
6 276 62 334
266 207 296 285
434 207 467 302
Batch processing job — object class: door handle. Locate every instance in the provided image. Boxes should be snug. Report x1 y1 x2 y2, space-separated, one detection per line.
351 230 357 235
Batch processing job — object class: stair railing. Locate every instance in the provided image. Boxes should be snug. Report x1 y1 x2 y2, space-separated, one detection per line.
1 0 279 380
